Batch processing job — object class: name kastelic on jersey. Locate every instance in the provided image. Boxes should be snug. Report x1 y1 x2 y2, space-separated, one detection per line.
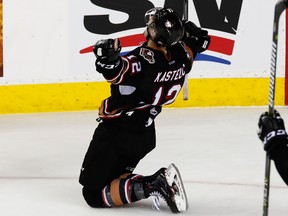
154 66 185 83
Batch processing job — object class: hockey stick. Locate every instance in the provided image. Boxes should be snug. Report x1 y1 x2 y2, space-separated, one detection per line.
263 1 288 215
183 0 189 100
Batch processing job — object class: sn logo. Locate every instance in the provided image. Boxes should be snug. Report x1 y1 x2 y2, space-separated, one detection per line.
84 0 243 35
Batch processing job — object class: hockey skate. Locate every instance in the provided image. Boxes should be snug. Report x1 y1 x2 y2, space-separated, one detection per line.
144 163 188 213
166 163 189 212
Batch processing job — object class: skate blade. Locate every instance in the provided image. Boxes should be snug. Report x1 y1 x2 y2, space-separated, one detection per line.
166 163 189 212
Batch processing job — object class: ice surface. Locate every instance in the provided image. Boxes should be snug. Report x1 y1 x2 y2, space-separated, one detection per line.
0 107 287 216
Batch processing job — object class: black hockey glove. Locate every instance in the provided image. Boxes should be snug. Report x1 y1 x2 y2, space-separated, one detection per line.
93 38 122 64
182 20 210 53
257 110 288 157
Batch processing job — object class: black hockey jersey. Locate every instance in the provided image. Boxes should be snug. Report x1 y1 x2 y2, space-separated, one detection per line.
96 41 193 126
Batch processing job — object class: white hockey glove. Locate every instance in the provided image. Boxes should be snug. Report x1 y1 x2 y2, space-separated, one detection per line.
182 21 210 53
93 38 121 63
257 110 288 157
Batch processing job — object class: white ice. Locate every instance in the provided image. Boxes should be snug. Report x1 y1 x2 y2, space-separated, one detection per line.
0 107 287 216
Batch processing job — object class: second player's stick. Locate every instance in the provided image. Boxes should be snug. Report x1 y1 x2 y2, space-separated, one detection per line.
263 1 288 215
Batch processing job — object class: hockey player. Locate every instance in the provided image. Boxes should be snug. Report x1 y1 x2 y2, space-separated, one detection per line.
257 110 288 185
79 7 210 212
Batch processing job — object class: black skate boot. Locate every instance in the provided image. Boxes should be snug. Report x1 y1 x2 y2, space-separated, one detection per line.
143 164 188 213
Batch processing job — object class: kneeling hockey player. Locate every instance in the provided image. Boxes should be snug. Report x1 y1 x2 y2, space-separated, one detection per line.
79 7 210 212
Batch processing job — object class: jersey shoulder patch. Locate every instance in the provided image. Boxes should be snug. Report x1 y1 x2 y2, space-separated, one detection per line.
139 47 155 64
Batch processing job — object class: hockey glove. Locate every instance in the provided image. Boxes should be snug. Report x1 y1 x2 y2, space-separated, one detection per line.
182 21 210 53
257 110 288 157
93 38 122 63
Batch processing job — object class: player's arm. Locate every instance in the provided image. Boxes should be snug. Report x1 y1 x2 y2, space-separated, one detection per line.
181 21 210 59
93 38 126 84
258 110 288 185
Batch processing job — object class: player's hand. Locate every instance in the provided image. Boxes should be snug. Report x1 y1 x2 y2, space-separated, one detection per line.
93 38 122 63
182 21 210 53
257 110 288 155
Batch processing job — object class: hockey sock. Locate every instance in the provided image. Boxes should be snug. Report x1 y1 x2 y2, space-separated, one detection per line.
102 174 144 207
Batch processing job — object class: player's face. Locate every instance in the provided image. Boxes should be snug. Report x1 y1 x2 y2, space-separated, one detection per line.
148 27 157 39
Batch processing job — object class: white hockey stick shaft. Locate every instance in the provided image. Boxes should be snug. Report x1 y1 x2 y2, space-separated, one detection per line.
263 1 288 215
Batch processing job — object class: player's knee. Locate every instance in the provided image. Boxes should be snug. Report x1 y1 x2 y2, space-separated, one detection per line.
82 187 105 208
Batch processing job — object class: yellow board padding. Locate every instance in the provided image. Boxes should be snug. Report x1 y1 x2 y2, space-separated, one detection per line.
0 77 285 114
170 77 285 108
0 82 110 114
